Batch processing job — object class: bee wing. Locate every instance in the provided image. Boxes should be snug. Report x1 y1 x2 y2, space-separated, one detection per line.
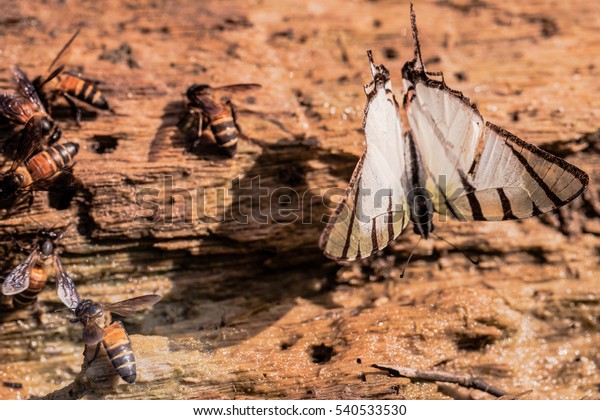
82 319 106 346
0 92 36 124
1 250 39 295
105 294 162 317
190 97 224 116
54 257 80 309
24 166 82 192
11 66 46 113
10 114 45 172
210 83 262 93
62 70 104 85
44 28 81 78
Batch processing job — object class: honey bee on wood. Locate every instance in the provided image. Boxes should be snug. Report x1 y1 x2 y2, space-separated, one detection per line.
0 114 79 201
70 294 162 384
180 83 261 156
0 66 61 143
1 224 79 309
32 28 112 125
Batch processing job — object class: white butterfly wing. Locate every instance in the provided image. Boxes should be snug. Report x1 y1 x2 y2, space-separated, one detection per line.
320 53 409 261
400 3 588 223
451 122 589 220
403 76 484 218
406 75 588 221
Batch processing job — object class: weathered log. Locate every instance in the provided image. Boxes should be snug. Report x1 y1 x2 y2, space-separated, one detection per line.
0 0 599 400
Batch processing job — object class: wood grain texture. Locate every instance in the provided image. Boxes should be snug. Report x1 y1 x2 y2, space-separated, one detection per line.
0 0 598 400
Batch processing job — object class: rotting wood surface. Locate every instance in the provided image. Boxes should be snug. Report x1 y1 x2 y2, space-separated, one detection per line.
0 0 598 400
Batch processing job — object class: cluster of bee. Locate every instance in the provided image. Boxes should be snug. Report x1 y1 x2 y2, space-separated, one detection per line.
0 30 222 384
2 224 161 384
0 26 260 384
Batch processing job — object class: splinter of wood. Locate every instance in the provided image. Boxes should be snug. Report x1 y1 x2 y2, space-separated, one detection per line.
371 363 508 398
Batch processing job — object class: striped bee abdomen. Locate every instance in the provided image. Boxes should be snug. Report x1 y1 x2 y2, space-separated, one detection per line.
26 142 79 181
102 321 136 384
56 75 109 110
13 267 47 308
210 113 239 155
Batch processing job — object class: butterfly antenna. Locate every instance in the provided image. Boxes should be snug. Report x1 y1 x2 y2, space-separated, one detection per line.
410 3 425 72
400 236 422 278
431 231 479 266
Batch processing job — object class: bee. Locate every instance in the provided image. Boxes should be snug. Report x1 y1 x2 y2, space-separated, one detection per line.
0 66 61 143
181 83 261 156
0 114 79 201
1 224 80 309
32 28 111 124
70 294 162 384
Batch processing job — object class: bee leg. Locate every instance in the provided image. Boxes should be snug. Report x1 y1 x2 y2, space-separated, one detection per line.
32 300 47 326
28 191 34 208
177 109 202 138
10 236 31 254
84 343 102 366
225 99 243 136
62 93 82 126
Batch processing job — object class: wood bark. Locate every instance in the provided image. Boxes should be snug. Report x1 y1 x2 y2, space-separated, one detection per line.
0 0 598 400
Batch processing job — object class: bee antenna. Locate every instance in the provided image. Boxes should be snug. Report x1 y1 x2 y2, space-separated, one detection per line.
53 307 73 313
400 236 423 278
26 215 45 232
56 219 72 241
431 231 479 266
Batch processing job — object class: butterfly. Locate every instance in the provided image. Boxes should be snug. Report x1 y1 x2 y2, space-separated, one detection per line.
319 5 589 262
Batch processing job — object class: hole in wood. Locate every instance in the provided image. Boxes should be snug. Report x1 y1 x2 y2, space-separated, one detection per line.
90 135 119 154
48 189 77 210
309 343 335 364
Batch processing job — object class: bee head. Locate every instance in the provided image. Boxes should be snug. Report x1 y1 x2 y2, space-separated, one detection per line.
74 299 104 319
186 84 211 102
40 118 53 135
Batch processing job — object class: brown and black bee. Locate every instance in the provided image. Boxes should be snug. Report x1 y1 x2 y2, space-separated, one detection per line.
180 83 261 156
1 224 79 309
0 66 61 143
0 114 79 201
32 28 111 124
70 294 162 384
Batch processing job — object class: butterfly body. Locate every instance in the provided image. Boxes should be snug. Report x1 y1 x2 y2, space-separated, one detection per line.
404 131 434 239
